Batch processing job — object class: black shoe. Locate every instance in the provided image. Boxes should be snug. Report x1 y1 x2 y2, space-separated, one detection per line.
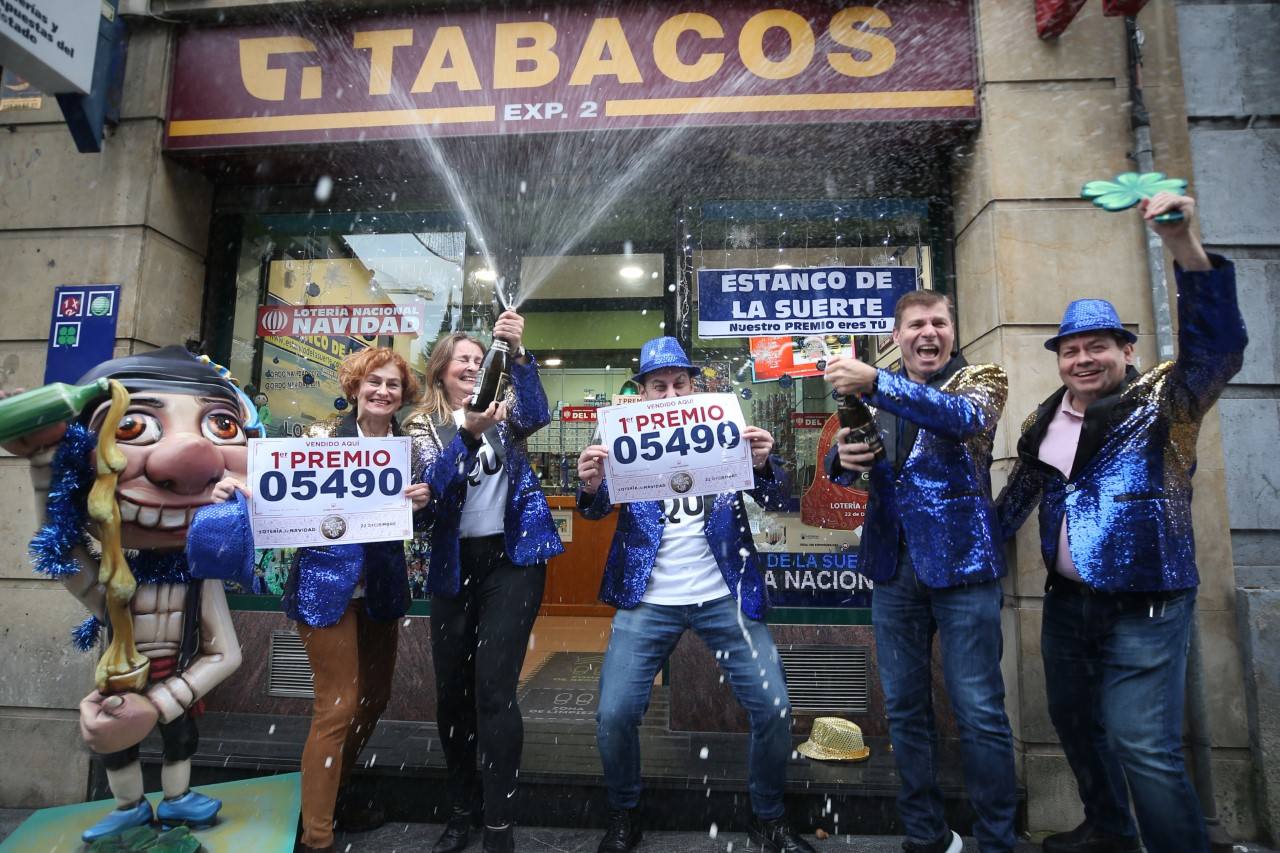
333 789 386 834
1043 821 1141 853
433 808 479 853
483 825 514 853
749 816 816 853
596 808 642 853
903 829 961 853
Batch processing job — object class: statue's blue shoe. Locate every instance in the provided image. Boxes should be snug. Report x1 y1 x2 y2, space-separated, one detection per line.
81 799 154 843
156 790 221 829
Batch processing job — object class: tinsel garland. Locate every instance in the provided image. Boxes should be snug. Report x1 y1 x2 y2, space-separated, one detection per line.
28 423 95 579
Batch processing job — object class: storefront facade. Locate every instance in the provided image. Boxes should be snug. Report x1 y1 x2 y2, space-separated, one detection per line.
0 0 1261 840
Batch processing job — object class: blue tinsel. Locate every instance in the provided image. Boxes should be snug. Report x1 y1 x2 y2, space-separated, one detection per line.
28 423 95 580
72 615 102 651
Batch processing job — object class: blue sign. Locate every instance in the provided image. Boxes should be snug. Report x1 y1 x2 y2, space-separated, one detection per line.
762 551 874 608
697 266 918 338
44 285 121 384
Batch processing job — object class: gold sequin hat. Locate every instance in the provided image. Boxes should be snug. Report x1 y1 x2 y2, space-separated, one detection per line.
796 717 871 762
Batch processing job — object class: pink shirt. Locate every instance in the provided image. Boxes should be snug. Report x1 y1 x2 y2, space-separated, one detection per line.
1037 394 1085 581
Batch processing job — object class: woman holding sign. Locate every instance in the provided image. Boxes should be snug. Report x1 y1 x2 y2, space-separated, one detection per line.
213 346 429 853
575 337 815 853
405 309 562 853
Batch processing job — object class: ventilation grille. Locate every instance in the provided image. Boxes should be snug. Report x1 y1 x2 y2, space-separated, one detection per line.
778 644 870 714
268 630 315 699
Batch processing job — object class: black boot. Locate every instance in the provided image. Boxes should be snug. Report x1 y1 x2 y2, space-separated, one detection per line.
433 807 479 853
748 815 816 853
333 787 386 833
482 825 514 853
1043 821 1141 853
596 808 642 853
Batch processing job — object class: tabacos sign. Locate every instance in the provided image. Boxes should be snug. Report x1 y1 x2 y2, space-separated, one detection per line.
166 1 976 150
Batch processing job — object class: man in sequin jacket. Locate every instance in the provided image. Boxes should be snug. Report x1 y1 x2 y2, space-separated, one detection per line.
824 292 1017 853
996 193 1246 853
576 337 814 853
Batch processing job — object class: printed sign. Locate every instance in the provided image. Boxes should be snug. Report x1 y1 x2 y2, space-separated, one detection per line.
165 1 977 150
44 284 120 384
256 303 423 337
750 334 854 382
598 392 753 503
800 412 869 531
763 550 873 608
559 406 599 423
698 266 917 338
0 0 100 94
248 436 413 548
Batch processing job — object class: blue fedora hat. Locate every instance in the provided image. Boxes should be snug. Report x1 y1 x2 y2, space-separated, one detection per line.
1045 299 1138 351
633 336 696 384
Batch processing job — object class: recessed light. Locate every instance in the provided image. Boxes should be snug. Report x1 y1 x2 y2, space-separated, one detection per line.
473 268 497 282
544 357 563 366
619 265 644 280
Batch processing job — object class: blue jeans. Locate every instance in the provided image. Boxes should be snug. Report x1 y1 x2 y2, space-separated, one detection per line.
1042 583 1207 853
597 595 792 818
873 555 1017 852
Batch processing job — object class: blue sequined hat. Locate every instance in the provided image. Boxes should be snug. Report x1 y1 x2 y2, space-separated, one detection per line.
1045 299 1138 351
633 336 696 384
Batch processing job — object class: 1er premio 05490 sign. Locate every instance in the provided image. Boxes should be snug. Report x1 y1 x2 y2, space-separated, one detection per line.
598 393 755 503
248 436 413 548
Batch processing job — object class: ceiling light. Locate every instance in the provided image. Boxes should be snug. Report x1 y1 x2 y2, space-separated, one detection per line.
544 357 563 366
619 265 644 280
473 268 497 282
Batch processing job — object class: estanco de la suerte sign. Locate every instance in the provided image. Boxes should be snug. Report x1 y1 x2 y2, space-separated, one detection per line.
165 2 976 150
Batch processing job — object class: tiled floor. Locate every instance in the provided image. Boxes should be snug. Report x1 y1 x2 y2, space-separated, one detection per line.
520 615 613 680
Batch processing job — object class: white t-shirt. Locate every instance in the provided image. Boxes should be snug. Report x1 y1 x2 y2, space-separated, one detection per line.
452 409 509 538
643 494 730 605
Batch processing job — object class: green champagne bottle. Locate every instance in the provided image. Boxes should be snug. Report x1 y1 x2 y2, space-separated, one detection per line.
0 378 110 444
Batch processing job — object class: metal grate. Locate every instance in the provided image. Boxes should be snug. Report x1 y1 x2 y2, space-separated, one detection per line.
268 630 315 699
778 644 870 714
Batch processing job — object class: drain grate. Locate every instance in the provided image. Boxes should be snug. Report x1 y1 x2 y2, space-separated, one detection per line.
778 644 870 714
268 630 315 699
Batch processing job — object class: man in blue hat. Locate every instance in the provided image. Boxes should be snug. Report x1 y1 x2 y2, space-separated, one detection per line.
823 289 1016 853
998 192 1247 853
576 336 815 853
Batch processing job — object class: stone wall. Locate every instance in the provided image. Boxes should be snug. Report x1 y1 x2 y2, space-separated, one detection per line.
0 20 211 807
1176 0 1280 843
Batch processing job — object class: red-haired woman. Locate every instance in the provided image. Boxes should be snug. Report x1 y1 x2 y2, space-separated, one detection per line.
284 347 429 853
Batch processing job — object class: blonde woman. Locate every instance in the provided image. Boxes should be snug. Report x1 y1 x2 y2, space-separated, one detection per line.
405 310 562 853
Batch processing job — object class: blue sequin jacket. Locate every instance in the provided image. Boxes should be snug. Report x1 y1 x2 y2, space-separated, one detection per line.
576 457 790 620
826 356 1008 588
997 256 1246 592
282 413 414 628
404 356 563 598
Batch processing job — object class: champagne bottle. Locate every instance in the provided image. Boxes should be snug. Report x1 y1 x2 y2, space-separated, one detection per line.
467 339 510 413
0 378 110 444
837 394 886 463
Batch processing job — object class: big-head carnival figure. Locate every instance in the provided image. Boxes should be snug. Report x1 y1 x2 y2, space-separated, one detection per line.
3 346 258 843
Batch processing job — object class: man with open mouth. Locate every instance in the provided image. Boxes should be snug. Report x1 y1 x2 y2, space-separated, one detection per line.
823 292 1016 853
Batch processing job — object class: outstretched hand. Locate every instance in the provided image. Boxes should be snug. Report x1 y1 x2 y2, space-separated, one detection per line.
1140 193 1211 271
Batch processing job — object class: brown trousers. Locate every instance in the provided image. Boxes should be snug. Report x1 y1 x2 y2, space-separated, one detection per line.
298 599 399 847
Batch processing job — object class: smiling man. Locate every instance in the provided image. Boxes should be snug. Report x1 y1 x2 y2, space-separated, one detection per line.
997 192 1247 853
823 292 1016 853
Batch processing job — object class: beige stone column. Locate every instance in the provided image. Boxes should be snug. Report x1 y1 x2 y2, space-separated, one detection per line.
950 0 1255 838
0 21 212 807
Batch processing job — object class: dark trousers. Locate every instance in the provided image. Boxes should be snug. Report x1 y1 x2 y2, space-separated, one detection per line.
1042 582 1207 853
431 535 546 827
